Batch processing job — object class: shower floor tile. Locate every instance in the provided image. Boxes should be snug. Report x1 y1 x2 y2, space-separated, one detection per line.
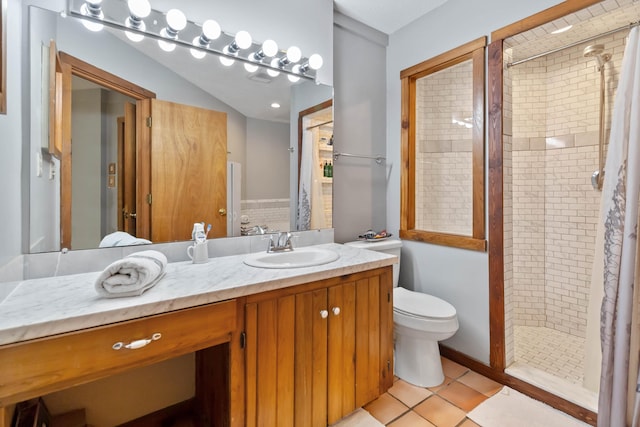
514 325 585 385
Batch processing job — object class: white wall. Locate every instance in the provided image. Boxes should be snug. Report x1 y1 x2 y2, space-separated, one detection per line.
385 0 564 363
333 14 388 243
245 118 289 199
71 89 102 249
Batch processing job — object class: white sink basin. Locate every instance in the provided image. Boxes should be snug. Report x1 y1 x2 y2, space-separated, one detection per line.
243 247 340 269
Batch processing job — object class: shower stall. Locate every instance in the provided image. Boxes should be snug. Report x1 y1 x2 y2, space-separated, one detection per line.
502 23 630 410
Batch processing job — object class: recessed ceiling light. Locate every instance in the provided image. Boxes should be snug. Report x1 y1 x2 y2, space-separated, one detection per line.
551 25 572 34
271 102 280 108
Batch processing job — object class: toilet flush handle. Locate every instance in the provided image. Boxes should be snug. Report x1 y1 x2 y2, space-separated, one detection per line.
332 307 341 316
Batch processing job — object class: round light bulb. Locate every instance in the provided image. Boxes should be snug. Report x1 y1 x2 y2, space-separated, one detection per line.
287 74 301 83
267 58 281 77
271 102 280 108
262 40 278 57
308 54 323 70
220 55 235 66
202 20 221 40
190 36 206 59
125 17 145 42
234 30 252 50
80 4 104 32
286 46 302 63
244 62 259 73
125 31 144 42
166 8 186 32
158 29 176 52
128 0 150 18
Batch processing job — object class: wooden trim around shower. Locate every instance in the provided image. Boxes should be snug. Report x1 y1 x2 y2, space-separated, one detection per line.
491 0 602 41
484 1 606 425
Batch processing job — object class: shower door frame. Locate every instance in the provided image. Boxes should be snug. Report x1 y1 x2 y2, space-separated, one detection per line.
442 0 604 425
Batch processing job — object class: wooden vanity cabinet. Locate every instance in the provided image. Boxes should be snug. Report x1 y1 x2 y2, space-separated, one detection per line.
244 267 394 426
0 300 238 427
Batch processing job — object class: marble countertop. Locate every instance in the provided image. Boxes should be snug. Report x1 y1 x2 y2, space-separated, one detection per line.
0 243 396 346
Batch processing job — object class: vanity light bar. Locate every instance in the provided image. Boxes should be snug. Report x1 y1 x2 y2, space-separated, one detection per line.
66 0 322 82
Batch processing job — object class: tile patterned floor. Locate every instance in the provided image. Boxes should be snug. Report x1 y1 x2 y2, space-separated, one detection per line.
514 325 585 385
364 357 502 426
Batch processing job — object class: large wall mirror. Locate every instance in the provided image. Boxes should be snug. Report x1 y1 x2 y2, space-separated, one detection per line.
27 5 333 253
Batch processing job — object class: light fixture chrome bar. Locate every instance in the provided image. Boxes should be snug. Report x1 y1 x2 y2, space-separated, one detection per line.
506 20 639 68
333 152 386 165
66 0 318 81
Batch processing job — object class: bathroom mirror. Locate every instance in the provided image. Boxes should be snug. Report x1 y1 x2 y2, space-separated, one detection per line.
27 6 333 253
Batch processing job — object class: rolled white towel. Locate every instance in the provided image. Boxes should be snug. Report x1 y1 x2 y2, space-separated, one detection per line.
95 250 167 298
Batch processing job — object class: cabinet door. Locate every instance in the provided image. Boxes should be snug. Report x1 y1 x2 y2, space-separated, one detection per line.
353 273 394 408
294 289 328 427
327 282 356 425
245 295 296 427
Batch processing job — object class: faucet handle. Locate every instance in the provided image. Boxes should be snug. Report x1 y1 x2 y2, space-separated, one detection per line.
267 235 276 252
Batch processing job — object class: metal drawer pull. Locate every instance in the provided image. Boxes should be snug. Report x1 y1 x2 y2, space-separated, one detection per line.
332 307 341 316
320 310 329 319
112 332 162 350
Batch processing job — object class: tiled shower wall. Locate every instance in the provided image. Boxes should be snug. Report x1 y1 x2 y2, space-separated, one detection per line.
415 61 473 236
508 31 625 341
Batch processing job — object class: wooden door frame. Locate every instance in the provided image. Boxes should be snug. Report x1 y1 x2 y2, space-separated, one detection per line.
53 52 155 249
438 1 603 425
297 99 333 190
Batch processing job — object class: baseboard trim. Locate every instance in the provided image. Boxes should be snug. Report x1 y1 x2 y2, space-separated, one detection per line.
439 345 597 426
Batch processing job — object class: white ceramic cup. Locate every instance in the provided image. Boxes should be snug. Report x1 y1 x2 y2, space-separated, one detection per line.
187 241 209 264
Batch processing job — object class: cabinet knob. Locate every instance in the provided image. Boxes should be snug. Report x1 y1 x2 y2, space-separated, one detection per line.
332 307 341 316
320 310 329 319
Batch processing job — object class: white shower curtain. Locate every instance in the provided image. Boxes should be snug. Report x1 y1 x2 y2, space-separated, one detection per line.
598 26 640 427
297 130 327 231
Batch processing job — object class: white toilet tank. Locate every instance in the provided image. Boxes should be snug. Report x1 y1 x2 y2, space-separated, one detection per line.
344 239 402 287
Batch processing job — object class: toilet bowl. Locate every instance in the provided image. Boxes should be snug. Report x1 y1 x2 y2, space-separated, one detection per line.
345 239 459 387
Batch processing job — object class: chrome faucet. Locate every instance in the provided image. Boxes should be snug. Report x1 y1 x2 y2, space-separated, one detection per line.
267 232 294 253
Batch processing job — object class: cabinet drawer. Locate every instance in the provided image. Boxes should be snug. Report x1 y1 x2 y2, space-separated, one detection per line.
0 300 236 406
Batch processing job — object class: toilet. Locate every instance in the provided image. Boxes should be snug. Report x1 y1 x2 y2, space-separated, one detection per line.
345 239 459 387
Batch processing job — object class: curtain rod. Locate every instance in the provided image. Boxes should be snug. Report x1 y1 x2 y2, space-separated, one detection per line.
506 20 639 68
306 120 333 130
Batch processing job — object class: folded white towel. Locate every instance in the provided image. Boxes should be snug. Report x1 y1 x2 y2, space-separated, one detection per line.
99 231 152 247
95 250 167 298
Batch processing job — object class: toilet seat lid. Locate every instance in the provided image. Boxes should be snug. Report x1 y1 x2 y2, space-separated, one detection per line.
394 287 457 320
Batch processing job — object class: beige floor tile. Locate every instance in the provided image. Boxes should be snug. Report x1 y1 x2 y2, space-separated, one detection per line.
387 410 436 427
457 371 503 397
413 395 466 427
441 358 469 379
437 381 488 412
363 393 409 425
428 376 455 393
458 418 481 427
388 379 433 408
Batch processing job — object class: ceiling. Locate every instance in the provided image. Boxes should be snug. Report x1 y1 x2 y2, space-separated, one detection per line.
333 0 450 34
505 0 640 62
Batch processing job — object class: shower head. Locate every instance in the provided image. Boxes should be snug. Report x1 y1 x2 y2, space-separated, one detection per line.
583 44 611 70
